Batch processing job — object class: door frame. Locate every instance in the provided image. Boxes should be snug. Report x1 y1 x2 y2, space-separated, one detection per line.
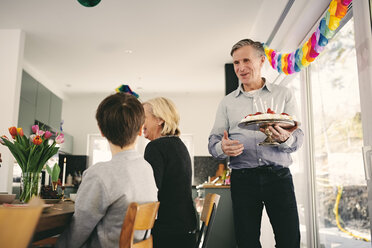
353 0 372 240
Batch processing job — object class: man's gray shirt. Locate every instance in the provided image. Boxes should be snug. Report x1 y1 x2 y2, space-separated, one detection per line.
208 80 304 169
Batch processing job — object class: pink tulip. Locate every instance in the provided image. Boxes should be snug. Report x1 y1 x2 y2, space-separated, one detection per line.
44 131 52 139
32 125 39 134
56 133 64 144
37 130 45 136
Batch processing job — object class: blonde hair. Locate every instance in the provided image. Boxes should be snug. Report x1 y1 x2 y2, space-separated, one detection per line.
143 97 180 136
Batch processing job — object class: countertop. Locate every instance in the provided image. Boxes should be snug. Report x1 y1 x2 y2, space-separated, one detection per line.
198 184 230 189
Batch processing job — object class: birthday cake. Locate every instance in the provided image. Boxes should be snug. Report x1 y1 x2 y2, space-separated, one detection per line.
240 108 294 124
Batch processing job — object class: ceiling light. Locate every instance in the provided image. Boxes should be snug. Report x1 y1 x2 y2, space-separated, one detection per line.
77 0 101 7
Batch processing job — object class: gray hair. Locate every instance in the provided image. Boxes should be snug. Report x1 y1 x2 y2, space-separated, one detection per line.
230 39 265 57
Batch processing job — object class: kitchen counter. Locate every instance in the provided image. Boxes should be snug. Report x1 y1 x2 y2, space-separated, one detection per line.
200 184 230 189
196 186 236 248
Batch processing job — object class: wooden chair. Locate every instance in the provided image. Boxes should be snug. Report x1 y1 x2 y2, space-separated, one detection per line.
0 197 44 248
195 193 220 248
119 201 160 248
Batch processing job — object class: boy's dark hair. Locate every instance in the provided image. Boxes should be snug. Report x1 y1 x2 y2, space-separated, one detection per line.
96 93 144 148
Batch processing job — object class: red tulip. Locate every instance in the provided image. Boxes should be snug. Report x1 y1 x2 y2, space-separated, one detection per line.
33 135 43 145
8 127 17 139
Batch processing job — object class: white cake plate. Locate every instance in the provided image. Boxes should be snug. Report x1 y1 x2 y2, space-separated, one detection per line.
238 119 296 146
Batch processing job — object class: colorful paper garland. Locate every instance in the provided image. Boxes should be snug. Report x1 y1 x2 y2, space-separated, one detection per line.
263 0 352 75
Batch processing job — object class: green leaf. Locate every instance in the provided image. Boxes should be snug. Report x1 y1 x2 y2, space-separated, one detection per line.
46 163 60 182
46 164 53 175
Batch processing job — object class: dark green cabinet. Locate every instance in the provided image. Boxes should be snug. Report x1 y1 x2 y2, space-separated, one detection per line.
20 71 37 105
18 98 36 136
18 70 62 132
35 83 51 125
49 92 62 130
201 187 236 248
18 70 73 153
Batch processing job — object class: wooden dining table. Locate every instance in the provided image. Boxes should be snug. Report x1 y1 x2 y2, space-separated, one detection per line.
32 201 75 242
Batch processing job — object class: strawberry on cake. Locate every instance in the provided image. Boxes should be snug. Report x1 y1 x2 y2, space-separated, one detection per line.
239 108 295 125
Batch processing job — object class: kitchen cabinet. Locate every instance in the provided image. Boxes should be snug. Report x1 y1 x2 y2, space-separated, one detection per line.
18 98 36 136
35 83 51 125
20 71 38 105
18 71 38 135
199 186 236 248
18 70 62 133
49 92 62 130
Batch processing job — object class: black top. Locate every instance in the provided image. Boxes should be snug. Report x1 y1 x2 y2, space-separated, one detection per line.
144 136 197 233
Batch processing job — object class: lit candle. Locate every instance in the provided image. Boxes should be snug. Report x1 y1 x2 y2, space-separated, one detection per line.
259 97 265 112
62 158 66 186
271 97 274 110
45 170 49 186
264 101 268 113
275 103 278 113
253 99 259 113
281 100 285 113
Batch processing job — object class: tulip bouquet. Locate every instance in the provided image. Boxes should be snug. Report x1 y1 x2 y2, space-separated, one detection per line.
1 125 64 202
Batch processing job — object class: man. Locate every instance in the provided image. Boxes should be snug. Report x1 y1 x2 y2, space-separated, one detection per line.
208 39 304 248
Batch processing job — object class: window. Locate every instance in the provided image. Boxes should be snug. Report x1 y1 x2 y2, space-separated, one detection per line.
310 18 370 247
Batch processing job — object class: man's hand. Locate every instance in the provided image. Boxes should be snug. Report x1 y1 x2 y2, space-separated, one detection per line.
222 130 244 156
260 121 299 143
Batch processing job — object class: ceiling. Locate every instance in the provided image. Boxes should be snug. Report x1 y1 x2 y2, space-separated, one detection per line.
0 0 295 98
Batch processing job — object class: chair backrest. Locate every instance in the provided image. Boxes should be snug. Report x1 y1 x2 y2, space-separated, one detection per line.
195 193 220 248
119 201 160 248
0 197 44 248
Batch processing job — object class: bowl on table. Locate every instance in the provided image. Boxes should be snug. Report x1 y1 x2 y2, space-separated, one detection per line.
0 194 16 204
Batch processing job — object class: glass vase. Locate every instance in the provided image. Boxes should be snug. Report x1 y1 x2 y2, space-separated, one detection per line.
20 172 41 203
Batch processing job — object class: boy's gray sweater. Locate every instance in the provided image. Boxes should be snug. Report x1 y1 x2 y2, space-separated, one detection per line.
56 149 158 248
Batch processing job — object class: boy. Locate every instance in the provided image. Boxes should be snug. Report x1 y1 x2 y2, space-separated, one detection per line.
56 93 158 248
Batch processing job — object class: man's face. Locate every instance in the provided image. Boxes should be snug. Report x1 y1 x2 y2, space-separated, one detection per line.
232 45 265 87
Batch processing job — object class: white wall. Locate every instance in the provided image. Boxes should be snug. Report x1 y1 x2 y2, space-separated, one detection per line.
141 92 223 156
62 93 105 155
0 29 24 193
62 91 224 156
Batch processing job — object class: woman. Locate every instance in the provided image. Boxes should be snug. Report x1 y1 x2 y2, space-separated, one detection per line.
142 97 197 248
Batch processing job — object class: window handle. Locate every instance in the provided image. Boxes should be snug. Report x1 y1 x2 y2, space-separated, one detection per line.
362 146 372 181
